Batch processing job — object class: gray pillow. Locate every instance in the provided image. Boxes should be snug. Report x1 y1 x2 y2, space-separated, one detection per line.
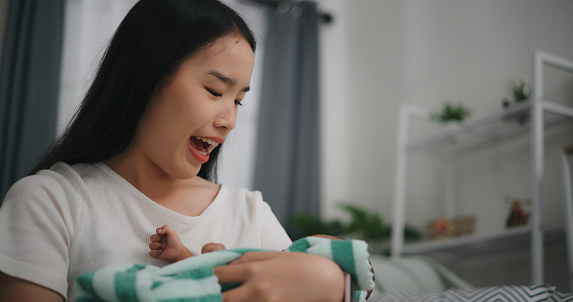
549 290 573 302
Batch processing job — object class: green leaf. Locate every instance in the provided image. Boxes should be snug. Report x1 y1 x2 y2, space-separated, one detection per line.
290 202 422 244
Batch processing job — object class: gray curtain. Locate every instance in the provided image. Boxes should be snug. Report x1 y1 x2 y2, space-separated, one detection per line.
0 0 65 203
253 1 321 233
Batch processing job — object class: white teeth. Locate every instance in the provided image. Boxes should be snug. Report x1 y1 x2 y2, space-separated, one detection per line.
196 150 208 156
195 137 219 147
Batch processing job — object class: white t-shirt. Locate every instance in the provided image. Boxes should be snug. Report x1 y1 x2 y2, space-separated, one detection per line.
0 162 292 300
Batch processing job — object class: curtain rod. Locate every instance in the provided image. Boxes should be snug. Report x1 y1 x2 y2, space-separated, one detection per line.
239 0 333 24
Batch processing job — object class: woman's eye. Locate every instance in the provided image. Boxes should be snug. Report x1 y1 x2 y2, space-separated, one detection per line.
234 100 243 106
205 87 222 97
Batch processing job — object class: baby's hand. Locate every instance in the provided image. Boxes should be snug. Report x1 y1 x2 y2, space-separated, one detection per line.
149 225 193 263
202 242 226 254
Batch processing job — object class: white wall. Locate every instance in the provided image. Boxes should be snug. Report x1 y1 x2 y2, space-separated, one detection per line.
58 0 138 132
317 0 573 236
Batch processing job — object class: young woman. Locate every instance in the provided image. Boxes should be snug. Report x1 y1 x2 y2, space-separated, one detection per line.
0 0 346 301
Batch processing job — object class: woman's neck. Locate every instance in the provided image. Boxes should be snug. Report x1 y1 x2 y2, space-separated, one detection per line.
104 151 196 198
104 153 219 216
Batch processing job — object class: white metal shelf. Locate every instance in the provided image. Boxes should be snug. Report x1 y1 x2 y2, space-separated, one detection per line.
391 50 573 285
402 226 532 255
401 226 566 261
406 100 573 158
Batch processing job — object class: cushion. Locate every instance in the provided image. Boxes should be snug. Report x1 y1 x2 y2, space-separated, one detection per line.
369 285 557 302
549 291 573 302
369 255 472 293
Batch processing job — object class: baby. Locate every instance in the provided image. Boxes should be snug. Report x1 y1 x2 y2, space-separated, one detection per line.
149 226 372 301
149 226 341 263
149 225 227 263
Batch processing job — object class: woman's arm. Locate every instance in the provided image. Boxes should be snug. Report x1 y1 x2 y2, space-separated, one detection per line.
0 272 64 302
214 251 345 302
0 174 75 301
312 234 374 300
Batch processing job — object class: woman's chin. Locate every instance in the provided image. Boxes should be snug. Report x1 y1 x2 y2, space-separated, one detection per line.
166 163 201 180
185 163 203 178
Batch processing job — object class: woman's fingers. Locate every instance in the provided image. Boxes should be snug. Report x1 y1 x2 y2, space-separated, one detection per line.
214 263 250 284
221 285 253 302
228 251 280 265
216 263 278 302
215 252 345 302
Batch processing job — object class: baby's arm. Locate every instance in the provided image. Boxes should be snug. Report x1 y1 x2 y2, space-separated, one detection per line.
149 225 227 263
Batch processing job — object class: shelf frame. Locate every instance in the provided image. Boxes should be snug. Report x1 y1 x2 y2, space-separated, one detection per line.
391 50 573 285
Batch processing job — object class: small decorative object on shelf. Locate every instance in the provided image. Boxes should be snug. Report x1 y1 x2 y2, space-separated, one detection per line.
425 214 476 240
502 75 531 125
431 102 471 123
505 196 530 228
425 217 453 239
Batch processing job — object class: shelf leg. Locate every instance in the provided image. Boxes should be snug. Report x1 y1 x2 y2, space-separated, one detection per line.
530 51 545 285
392 105 409 258
561 147 573 291
444 152 456 218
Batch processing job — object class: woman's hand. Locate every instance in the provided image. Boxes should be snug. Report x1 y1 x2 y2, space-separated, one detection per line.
214 251 345 302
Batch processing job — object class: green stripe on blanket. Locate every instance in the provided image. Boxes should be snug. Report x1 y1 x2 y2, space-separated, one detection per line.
74 237 374 302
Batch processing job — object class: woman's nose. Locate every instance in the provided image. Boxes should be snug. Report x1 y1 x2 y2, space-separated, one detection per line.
213 101 237 131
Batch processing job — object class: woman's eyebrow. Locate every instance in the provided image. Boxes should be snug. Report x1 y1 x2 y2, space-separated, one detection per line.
207 70 250 92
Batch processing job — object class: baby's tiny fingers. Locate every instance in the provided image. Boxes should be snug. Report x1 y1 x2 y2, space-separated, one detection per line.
202 242 226 254
149 242 163 250
149 250 162 258
150 234 162 242
157 225 170 234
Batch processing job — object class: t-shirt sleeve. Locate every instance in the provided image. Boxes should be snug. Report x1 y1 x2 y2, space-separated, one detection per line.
258 201 292 251
0 173 76 299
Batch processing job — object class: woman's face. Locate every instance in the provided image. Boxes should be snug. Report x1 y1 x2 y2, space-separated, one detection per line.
130 35 255 180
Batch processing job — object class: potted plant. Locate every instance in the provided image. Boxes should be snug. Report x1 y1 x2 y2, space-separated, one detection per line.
502 76 531 125
290 203 421 255
431 102 471 124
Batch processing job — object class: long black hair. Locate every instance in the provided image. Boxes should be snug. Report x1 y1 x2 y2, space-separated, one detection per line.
30 0 256 182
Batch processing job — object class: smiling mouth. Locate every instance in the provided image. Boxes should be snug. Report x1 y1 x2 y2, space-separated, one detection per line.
189 136 220 156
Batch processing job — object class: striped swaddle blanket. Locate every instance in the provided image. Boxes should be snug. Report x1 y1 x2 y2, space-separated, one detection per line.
75 236 375 302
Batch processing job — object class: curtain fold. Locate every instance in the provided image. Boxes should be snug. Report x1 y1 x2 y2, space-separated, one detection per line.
0 0 65 203
253 1 321 233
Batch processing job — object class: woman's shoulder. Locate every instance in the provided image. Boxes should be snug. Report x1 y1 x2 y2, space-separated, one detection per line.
31 161 99 177
0 162 96 234
213 184 275 216
219 184 264 203
4 162 101 205
10 162 76 191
